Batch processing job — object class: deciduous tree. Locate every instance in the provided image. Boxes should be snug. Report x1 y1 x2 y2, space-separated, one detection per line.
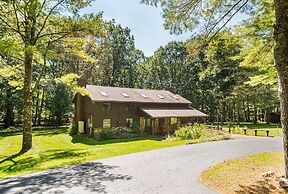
0 0 99 153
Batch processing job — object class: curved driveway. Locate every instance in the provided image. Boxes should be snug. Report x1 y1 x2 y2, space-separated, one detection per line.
0 136 282 194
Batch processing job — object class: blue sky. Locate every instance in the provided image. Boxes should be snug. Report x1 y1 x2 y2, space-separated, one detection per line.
81 0 247 56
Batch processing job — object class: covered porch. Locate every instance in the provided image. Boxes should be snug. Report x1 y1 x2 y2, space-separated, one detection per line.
139 107 208 135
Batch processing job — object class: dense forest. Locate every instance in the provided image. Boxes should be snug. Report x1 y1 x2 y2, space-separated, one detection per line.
0 0 279 129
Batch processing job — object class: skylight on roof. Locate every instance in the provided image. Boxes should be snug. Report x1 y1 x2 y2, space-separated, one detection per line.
157 94 164 99
141 94 148 98
172 95 179 100
121 92 129 98
100 91 108 97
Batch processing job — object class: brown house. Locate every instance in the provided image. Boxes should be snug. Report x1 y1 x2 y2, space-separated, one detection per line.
74 85 208 135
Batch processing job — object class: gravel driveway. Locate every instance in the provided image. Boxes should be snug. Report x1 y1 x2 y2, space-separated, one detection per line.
0 136 282 194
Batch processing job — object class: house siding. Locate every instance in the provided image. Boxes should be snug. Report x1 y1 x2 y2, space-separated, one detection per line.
74 96 191 133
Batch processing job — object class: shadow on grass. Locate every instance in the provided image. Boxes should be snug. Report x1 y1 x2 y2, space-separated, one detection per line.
0 152 22 166
0 127 68 139
235 179 287 194
0 150 86 174
71 134 164 146
32 127 68 137
0 161 132 194
0 130 22 139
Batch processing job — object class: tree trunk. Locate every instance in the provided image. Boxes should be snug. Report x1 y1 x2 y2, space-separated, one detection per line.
221 101 226 124
33 89 40 126
243 101 248 121
4 88 14 128
56 113 62 127
236 100 240 124
201 90 205 111
274 0 288 178
246 102 251 122
232 102 235 124
253 101 257 124
20 4 38 153
21 47 33 153
37 89 45 126
264 110 269 124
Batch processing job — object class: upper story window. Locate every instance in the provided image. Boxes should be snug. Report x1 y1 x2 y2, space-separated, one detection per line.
157 94 164 99
141 94 148 98
100 91 108 97
103 103 111 111
126 103 132 111
121 92 129 98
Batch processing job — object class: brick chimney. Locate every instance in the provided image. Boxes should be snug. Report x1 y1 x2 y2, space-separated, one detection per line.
77 77 87 87
165 87 176 94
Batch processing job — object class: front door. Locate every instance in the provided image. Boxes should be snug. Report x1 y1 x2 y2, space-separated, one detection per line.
140 117 146 132
145 118 151 133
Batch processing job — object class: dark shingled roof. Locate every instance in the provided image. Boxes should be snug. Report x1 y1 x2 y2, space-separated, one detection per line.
86 85 191 104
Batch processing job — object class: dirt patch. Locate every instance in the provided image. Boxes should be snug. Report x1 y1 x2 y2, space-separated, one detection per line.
235 174 287 194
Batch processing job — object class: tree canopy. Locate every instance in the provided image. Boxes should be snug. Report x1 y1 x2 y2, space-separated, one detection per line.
0 0 287 175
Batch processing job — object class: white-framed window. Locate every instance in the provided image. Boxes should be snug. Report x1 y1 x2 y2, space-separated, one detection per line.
126 103 131 111
165 118 170 125
103 103 111 111
146 118 151 129
126 118 133 128
103 119 111 128
170 118 178 125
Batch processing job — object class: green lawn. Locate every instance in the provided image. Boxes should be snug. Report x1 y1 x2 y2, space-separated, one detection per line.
201 152 285 194
0 127 228 179
222 122 282 137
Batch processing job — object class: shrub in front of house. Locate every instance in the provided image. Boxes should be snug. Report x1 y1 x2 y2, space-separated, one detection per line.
174 124 205 140
68 124 78 135
232 125 242 134
93 127 140 140
131 122 140 134
93 129 114 140
204 128 227 138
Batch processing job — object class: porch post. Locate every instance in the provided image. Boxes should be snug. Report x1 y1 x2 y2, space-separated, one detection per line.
90 114 94 138
152 119 155 136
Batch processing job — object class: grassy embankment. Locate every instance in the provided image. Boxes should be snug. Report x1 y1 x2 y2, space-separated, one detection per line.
0 127 228 179
221 122 282 137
